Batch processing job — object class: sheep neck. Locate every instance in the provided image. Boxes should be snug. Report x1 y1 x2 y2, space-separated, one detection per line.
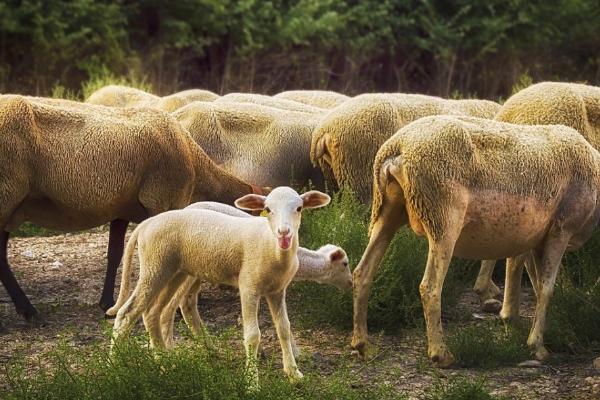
294 249 325 282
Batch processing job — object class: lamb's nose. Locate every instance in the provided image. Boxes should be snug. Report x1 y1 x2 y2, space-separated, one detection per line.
278 227 290 236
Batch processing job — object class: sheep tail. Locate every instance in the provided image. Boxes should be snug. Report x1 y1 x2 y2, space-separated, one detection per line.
105 225 141 317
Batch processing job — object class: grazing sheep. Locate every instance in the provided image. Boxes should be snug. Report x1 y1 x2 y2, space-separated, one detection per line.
86 85 159 108
106 201 351 350
155 89 220 112
110 187 331 385
172 101 325 187
351 115 600 366
0 95 262 318
274 90 350 109
86 86 219 112
310 93 501 203
476 82 600 319
215 93 324 114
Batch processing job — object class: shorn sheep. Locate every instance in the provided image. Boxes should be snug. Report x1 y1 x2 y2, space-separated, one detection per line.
476 81 600 321
351 115 600 366
107 201 352 350
86 85 219 112
172 101 325 188
274 90 350 109
110 187 331 385
0 95 262 319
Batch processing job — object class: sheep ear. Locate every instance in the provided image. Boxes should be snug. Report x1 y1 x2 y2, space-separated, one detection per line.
301 190 331 209
329 249 345 262
235 194 266 211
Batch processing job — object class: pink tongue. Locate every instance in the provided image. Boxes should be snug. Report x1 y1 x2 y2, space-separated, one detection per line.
278 236 291 249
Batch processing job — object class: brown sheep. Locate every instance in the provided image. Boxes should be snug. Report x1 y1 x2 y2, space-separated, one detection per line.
352 115 600 366
0 95 262 319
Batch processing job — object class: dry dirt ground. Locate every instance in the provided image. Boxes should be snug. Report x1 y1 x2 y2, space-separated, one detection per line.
0 229 598 399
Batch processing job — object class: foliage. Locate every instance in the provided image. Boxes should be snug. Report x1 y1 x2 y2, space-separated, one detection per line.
0 333 401 400
292 189 476 331
447 320 529 368
425 376 509 400
1 0 599 97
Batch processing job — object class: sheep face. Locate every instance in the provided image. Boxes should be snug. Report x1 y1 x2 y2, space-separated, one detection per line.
318 245 352 291
235 187 330 250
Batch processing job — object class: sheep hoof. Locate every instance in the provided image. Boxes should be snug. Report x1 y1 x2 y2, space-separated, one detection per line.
533 346 550 361
350 339 370 361
98 298 115 312
24 311 46 327
430 350 455 368
481 299 503 314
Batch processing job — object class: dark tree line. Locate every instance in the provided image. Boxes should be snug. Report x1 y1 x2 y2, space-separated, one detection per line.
1 0 599 98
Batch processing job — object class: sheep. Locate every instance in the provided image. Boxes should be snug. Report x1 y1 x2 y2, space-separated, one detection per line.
85 85 159 108
86 86 219 112
310 93 501 203
106 201 351 350
109 187 331 386
215 93 325 115
0 95 263 319
351 115 600 366
172 101 325 188
274 90 350 109
480 82 600 319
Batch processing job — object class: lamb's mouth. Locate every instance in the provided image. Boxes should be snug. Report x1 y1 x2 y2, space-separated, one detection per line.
277 234 293 250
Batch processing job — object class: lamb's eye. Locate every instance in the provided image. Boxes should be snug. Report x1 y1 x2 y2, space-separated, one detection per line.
265 207 271 214
343 262 348 267
296 206 302 212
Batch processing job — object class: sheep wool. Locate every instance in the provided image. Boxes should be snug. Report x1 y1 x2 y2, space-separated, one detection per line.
156 89 220 112
310 93 501 202
370 115 600 238
274 90 350 109
85 85 159 108
216 93 325 115
496 81 600 149
172 100 324 187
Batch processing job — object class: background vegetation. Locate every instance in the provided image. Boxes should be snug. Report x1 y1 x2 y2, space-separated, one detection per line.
1 0 599 98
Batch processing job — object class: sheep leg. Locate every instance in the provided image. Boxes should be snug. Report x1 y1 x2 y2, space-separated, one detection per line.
473 260 502 313
0 231 38 321
420 236 456 368
158 276 196 348
351 202 405 358
240 288 261 388
99 219 128 311
143 271 188 349
500 254 527 322
266 290 302 381
527 236 569 361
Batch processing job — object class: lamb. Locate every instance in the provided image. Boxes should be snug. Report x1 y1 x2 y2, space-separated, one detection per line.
172 101 325 188
274 90 350 109
110 187 331 385
0 95 263 319
351 115 600 366
310 93 501 203
106 201 352 350
215 93 325 114
479 82 600 319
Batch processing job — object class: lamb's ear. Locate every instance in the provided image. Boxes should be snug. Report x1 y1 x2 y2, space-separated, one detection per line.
329 248 346 262
301 190 331 209
235 194 266 211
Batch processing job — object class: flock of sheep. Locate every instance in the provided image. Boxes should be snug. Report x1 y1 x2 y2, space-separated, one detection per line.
1 81 599 385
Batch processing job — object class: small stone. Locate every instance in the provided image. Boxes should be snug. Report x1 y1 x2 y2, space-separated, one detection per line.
518 360 543 368
21 250 35 258
50 260 63 269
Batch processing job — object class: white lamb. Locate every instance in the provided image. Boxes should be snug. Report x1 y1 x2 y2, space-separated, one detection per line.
109 187 331 385
148 201 352 350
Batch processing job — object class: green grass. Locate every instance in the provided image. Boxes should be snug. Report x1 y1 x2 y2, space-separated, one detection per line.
292 189 477 331
1 332 401 400
447 320 529 369
425 376 509 400
12 223 60 238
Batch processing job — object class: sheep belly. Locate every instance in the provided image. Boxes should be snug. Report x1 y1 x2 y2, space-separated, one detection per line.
452 190 558 260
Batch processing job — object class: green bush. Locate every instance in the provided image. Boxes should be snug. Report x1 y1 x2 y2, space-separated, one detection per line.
1 333 401 400
292 189 475 331
447 320 529 368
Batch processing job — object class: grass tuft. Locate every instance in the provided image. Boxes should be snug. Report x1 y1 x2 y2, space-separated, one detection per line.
425 376 508 400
